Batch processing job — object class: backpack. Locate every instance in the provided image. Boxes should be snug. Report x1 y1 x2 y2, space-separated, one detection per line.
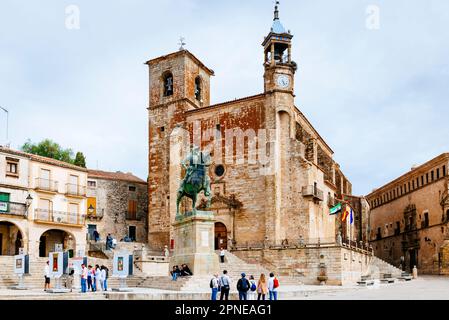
273 278 279 289
250 281 257 292
241 278 250 291
210 278 214 289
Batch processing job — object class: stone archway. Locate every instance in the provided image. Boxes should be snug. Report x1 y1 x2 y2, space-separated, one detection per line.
39 229 76 258
215 222 228 250
0 221 25 256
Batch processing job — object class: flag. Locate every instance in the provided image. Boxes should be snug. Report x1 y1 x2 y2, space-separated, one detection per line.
349 207 354 224
330 203 342 215
342 205 350 222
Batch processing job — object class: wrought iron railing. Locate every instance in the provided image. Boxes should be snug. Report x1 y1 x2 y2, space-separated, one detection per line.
65 183 87 197
35 178 59 192
34 208 85 226
302 185 324 201
233 237 337 250
0 201 27 218
126 211 140 220
87 210 104 220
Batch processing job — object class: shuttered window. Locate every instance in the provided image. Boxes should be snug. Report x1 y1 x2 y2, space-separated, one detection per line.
127 200 137 220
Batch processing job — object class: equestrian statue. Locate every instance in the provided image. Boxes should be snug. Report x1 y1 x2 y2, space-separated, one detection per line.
176 145 212 216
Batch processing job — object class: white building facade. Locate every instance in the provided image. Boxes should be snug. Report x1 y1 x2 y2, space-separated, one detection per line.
0 147 87 259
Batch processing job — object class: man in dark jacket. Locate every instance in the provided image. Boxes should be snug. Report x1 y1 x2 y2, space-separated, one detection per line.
236 273 250 300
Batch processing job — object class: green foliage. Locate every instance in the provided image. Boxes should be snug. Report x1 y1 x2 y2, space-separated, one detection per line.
74 152 87 168
20 139 87 167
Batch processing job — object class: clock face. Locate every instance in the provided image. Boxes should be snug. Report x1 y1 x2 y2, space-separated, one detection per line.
277 75 290 88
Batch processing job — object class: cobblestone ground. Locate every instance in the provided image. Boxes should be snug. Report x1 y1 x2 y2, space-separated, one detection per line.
302 276 449 300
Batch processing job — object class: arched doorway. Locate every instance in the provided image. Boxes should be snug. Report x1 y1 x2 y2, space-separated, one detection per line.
215 222 228 250
39 229 76 258
0 221 24 256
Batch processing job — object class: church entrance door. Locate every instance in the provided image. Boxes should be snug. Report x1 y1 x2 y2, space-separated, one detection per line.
214 222 227 250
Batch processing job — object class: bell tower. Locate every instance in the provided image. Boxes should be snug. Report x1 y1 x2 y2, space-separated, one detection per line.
262 1 297 94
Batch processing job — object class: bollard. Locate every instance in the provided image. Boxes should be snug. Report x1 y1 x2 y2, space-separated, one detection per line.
412 265 418 279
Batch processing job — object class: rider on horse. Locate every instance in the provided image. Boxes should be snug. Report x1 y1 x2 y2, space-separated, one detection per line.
176 145 212 215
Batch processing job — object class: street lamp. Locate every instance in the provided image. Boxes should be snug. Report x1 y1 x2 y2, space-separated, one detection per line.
0 106 9 146
25 194 33 206
25 194 33 217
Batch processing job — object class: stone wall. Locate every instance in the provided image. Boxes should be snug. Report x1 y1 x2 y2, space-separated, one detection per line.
367 154 449 274
86 178 148 243
233 245 372 285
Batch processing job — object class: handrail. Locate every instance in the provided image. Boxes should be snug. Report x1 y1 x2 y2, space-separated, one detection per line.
34 208 85 225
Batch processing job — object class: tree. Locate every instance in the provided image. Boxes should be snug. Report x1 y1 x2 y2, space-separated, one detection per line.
20 139 87 167
74 152 86 168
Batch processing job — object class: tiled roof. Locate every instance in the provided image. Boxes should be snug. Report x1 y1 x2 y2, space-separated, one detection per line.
271 19 286 34
0 146 88 172
87 169 147 185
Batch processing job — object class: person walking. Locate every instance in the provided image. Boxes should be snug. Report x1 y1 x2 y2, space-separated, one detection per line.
102 265 109 291
80 264 88 293
44 261 51 291
164 245 170 258
236 273 250 300
257 273 268 300
106 234 112 250
94 264 101 291
248 275 257 300
220 248 226 263
210 274 220 300
93 230 100 242
87 265 93 291
268 272 279 301
220 270 231 301
97 265 104 291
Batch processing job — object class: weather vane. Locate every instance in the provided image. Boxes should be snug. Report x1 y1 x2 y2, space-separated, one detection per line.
178 37 186 51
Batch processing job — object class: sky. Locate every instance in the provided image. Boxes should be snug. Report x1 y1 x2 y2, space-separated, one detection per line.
0 0 448 195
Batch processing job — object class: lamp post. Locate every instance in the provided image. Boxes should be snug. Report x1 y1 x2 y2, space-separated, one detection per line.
0 106 9 145
25 194 33 217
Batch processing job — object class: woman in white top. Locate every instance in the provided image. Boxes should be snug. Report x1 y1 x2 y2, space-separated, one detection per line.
248 275 257 300
97 265 104 291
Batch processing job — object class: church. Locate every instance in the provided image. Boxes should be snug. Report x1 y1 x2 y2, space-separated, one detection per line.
146 2 378 284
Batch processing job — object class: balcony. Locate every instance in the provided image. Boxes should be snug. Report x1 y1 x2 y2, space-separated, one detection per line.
327 197 335 208
34 208 85 227
126 211 141 221
87 210 104 221
35 178 59 193
65 183 87 197
302 185 324 201
0 201 27 218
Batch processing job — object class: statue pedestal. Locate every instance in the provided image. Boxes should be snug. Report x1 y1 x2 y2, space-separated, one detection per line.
171 211 219 276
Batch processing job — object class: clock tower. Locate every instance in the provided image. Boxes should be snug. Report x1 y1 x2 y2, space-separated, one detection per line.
262 1 297 94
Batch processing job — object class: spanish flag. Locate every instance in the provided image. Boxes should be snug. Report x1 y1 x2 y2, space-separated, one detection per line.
342 205 350 222
342 205 354 224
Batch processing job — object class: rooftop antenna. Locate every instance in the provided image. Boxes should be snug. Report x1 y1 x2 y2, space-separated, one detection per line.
0 106 9 147
178 36 186 51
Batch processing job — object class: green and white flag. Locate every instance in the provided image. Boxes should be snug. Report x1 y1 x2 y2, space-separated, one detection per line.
330 203 342 215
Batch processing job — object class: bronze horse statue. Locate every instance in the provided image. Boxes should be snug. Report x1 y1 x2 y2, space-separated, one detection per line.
176 145 212 215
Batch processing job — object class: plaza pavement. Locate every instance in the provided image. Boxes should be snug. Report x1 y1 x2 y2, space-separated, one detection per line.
0 276 448 300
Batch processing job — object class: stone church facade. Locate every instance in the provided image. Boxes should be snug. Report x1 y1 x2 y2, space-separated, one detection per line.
146 5 354 254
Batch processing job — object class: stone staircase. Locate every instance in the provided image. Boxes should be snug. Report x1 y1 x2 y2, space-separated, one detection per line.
366 256 403 280
218 251 303 287
0 255 148 290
